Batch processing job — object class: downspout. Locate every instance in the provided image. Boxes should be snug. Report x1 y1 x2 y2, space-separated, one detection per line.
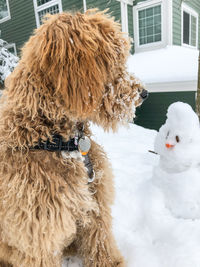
83 0 87 12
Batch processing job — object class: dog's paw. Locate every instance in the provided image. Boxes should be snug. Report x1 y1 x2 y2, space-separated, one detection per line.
62 257 83 267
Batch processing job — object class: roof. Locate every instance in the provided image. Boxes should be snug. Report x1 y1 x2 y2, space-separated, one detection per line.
127 46 199 85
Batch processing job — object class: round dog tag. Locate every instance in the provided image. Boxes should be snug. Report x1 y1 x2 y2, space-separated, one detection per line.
78 136 91 156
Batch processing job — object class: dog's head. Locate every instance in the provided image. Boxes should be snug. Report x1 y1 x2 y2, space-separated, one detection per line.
20 9 147 130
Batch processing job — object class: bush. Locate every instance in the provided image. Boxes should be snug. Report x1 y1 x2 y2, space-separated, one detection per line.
0 39 18 87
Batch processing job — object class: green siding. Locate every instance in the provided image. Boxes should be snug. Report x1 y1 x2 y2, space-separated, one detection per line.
135 91 196 130
134 0 148 5
0 0 36 55
62 0 83 13
173 0 200 48
86 0 121 21
128 4 133 39
128 4 134 53
173 0 182 46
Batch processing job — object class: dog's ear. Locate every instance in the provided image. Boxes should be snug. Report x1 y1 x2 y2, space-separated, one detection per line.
22 11 130 119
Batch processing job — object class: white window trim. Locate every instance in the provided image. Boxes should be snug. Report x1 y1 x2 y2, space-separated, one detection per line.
33 0 62 28
181 3 199 49
83 0 87 12
5 43 17 56
133 0 172 53
120 1 129 33
0 0 11 24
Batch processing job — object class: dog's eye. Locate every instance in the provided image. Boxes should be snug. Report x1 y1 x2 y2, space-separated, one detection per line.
175 136 180 143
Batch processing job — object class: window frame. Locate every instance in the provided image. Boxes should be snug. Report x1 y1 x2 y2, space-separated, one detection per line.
181 3 198 49
0 0 11 24
133 0 173 53
120 1 129 33
33 0 62 28
134 0 163 49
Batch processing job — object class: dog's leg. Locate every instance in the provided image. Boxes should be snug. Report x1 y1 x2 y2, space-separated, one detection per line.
73 142 125 266
77 212 125 267
0 262 12 267
75 142 125 267
0 241 13 267
0 238 62 267
8 251 62 267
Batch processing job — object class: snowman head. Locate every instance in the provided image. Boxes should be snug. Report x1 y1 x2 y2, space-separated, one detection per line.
155 102 200 165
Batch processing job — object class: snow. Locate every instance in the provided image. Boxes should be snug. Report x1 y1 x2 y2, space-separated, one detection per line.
0 39 19 85
127 46 199 83
63 105 200 266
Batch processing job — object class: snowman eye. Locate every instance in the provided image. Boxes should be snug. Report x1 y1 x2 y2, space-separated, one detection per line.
176 136 180 143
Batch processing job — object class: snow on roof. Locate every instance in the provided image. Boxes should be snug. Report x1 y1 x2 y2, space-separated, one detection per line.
127 46 199 84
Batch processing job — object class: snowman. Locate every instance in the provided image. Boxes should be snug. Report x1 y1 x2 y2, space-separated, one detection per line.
153 102 200 220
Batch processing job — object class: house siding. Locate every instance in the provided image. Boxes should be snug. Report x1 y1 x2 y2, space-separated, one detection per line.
0 0 36 55
62 0 83 13
173 0 181 46
173 0 200 49
86 0 121 21
135 91 196 130
128 5 134 39
134 0 147 4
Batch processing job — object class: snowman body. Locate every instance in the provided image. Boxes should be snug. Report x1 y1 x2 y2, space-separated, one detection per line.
153 102 200 220
153 165 200 219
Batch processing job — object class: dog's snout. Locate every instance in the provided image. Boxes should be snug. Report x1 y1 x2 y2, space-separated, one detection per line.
140 89 148 100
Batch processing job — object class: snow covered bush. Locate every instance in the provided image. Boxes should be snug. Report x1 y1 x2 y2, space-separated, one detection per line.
0 39 18 87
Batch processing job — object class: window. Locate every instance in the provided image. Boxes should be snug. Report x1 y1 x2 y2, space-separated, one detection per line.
182 4 198 48
33 0 62 27
138 4 162 45
0 0 11 23
120 1 128 33
134 0 171 52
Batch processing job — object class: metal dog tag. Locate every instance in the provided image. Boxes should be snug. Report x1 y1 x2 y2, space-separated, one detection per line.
78 136 91 155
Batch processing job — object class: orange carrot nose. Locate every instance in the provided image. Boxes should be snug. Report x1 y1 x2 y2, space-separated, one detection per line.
165 143 175 149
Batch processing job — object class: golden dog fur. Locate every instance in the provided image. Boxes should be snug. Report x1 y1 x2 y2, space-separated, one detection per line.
0 10 144 267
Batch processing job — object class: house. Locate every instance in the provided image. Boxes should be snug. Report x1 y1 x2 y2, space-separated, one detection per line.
130 0 200 130
0 0 199 130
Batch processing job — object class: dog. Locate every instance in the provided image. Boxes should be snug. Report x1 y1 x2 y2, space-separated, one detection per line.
0 9 147 267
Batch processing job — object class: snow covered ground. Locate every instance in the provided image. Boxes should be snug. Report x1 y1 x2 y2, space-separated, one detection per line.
63 121 200 267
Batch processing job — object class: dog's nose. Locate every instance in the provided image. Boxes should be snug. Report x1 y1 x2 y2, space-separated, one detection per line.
140 89 148 100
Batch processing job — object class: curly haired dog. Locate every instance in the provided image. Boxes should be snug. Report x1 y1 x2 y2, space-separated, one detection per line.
0 10 146 267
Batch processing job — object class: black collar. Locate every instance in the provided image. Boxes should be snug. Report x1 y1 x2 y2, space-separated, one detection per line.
33 134 78 152
32 133 95 182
